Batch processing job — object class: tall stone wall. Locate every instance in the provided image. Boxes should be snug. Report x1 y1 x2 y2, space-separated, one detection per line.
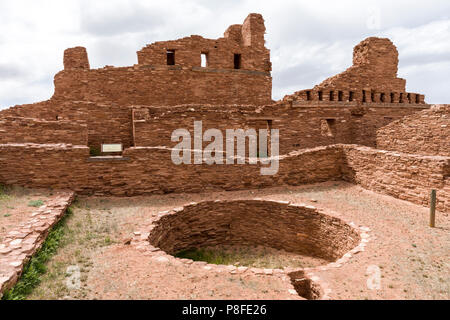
137 14 270 72
0 117 87 145
376 105 450 156
51 13 272 107
52 66 271 106
132 103 428 154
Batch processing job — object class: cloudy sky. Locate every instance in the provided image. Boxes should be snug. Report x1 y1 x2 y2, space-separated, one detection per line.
0 0 449 109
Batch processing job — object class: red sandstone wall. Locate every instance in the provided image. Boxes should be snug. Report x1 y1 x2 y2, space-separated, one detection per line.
0 117 87 145
50 13 272 107
283 37 425 105
132 103 428 154
52 67 271 106
0 143 447 212
0 144 342 196
376 105 450 156
342 145 449 212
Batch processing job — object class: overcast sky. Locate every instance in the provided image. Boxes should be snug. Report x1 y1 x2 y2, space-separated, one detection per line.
0 0 449 109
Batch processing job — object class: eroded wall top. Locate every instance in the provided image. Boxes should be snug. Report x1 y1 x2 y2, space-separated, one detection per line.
136 13 271 72
52 13 272 107
284 37 426 105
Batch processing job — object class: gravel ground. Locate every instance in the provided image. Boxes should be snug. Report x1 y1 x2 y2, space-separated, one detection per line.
28 181 449 300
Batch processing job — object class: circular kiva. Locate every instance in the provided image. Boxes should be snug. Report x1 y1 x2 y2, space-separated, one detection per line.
148 200 361 264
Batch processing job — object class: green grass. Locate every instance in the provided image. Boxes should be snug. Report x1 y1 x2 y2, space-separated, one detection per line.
28 200 44 208
1 207 74 300
0 184 9 201
89 146 101 157
175 248 239 266
175 245 326 269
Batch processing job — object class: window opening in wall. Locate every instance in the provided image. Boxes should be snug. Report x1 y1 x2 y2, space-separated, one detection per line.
349 91 354 102
329 91 335 101
416 94 420 103
320 118 336 137
234 54 241 69
167 50 175 65
362 90 367 103
390 93 395 103
318 91 323 101
399 93 404 103
371 91 375 102
306 91 311 101
407 93 411 103
380 93 386 102
201 52 208 67
338 91 343 102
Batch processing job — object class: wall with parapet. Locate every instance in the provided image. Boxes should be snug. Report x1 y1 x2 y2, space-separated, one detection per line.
376 105 450 156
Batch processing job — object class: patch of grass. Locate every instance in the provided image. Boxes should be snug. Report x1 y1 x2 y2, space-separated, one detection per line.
176 248 237 266
28 200 44 208
89 146 101 157
1 207 74 300
174 245 325 269
0 184 10 201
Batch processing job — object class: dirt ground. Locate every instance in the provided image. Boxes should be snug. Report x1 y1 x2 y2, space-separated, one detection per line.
0 186 52 243
27 181 449 300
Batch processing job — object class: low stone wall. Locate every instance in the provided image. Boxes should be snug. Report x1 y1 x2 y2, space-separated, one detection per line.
342 145 449 212
376 105 450 156
0 117 87 145
0 191 75 297
149 200 360 261
0 143 448 212
0 144 343 196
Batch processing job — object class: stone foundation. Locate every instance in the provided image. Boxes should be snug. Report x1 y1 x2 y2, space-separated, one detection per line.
0 191 75 297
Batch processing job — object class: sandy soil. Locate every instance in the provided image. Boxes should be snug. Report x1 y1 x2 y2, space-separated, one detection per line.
0 187 52 242
28 182 449 300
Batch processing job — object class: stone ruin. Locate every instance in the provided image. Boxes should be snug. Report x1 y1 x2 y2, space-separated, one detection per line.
0 12 449 300
0 13 448 211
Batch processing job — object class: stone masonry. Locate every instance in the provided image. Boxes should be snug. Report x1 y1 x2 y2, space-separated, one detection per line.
0 13 448 218
0 191 75 297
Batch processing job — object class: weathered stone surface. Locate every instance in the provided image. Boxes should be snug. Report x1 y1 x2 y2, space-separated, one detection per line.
0 191 75 297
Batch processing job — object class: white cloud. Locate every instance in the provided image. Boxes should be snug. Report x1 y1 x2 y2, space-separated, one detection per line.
0 0 449 108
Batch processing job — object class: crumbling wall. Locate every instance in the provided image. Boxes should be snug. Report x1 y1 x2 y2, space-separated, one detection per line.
376 105 450 156
50 13 272 107
64 47 90 70
137 13 270 71
284 37 425 105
